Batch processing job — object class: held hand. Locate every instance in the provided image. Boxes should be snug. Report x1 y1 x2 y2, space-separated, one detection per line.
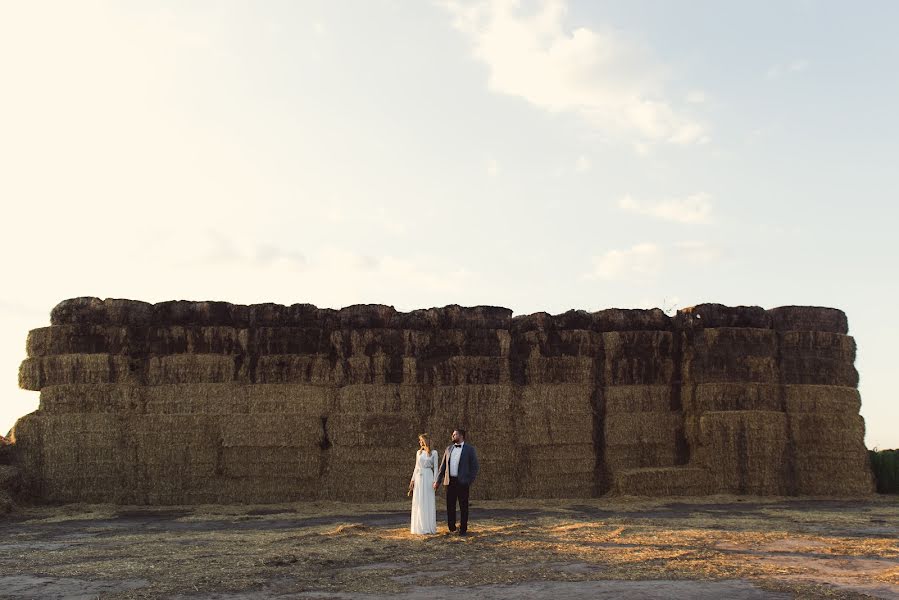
432 482 438 490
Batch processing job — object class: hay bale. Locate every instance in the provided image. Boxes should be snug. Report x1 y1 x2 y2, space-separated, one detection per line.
787 413 865 446
150 300 244 326
698 411 788 495
19 354 135 390
604 412 685 471
614 467 711 496
249 326 327 355
51 297 153 326
768 306 848 334
38 384 146 413
779 331 858 387
220 413 322 447
418 356 511 385
255 354 337 384
428 384 517 438
603 331 674 385
328 413 419 447
511 312 555 333
780 331 856 361
780 357 859 387
523 357 594 385
340 353 403 385
220 447 320 479
604 412 684 446
146 354 238 385
605 385 671 413
320 447 413 501
433 305 512 329
333 383 428 416
783 385 860 414
337 304 398 328
683 329 778 384
683 383 781 413
593 308 671 332
519 384 594 442
676 303 771 329
146 326 248 355
26 325 132 357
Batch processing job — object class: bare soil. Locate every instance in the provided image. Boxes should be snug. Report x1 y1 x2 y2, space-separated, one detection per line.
1 496 897 599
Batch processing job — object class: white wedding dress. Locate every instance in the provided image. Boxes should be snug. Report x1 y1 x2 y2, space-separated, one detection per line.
410 449 439 534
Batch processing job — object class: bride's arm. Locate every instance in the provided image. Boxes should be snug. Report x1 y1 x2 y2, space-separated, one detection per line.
411 451 420 485
431 450 439 481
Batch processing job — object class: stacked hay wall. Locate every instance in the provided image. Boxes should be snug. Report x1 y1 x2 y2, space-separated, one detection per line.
10 297 873 504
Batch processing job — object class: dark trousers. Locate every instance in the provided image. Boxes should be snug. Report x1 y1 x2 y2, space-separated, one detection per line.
446 476 470 532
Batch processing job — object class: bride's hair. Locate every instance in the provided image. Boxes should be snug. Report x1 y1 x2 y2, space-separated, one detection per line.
417 433 431 454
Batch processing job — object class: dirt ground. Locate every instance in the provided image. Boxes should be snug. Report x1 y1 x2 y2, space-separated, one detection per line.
1 496 897 599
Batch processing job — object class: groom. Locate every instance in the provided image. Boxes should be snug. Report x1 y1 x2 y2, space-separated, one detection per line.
434 429 479 536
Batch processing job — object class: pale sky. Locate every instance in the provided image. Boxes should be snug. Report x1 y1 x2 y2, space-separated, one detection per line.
1 1 897 449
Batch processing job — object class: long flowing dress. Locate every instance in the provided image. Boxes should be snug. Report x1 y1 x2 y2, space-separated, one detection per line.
410 449 439 534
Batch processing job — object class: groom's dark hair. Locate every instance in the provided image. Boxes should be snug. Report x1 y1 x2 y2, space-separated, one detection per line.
456 428 466 439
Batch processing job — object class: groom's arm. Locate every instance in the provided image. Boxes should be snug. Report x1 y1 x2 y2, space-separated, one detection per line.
435 450 448 489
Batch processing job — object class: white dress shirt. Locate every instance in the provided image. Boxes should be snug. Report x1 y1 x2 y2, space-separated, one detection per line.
449 441 464 477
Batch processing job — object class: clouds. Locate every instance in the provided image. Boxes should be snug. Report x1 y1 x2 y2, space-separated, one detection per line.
441 0 707 145
618 192 714 224
767 58 809 79
584 241 720 282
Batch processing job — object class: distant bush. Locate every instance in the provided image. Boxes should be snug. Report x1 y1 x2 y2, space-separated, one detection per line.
869 449 899 493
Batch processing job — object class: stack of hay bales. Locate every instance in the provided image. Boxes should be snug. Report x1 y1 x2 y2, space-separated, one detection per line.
11 297 874 504
774 307 872 495
679 306 787 495
510 318 598 498
600 318 705 496
679 304 873 496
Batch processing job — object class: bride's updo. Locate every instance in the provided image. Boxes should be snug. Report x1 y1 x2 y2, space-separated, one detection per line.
417 433 431 454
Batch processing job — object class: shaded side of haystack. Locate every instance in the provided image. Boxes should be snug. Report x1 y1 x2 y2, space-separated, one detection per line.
614 467 711 496
417 356 512 386
7 414 44 500
603 331 674 385
696 411 788 495
50 297 154 327
682 328 778 384
785 388 874 495
779 332 859 387
592 308 671 332
768 306 848 334
675 304 771 329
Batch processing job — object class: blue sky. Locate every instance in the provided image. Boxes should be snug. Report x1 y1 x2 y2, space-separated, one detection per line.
1 0 897 448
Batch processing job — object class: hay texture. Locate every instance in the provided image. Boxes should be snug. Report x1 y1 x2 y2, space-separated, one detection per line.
10 297 875 503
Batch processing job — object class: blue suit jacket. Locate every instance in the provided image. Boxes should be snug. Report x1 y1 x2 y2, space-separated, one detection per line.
436 443 479 487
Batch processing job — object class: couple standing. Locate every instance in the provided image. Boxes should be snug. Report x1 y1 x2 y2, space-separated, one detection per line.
409 429 479 536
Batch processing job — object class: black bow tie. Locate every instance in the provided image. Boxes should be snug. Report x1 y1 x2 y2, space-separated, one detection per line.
454 444 462 448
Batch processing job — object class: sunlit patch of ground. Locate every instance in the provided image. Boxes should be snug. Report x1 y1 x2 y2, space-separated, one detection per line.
0 496 897 599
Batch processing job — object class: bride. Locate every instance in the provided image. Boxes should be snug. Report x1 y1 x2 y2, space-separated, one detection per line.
409 433 439 535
